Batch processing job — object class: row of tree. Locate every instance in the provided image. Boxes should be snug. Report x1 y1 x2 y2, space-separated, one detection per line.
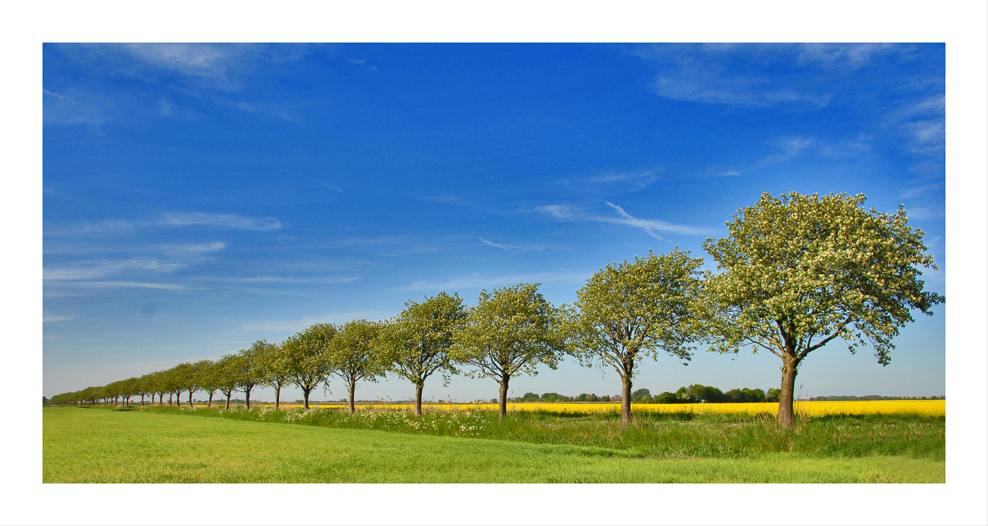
49 192 944 428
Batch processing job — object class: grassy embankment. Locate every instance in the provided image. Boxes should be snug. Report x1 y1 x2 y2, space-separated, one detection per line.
43 405 944 483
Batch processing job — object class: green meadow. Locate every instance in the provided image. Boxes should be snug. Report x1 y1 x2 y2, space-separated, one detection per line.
43 406 944 483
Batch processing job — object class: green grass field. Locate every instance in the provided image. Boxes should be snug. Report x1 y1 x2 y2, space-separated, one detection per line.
43 406 944 483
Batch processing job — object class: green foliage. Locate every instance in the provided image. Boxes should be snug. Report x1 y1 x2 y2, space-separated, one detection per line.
377 292 466 409
702 192 944 425
632 388 651 402
281 323 337 408
703 191 944 364
327 320 387 412
566 249 706 375
451 283 566 385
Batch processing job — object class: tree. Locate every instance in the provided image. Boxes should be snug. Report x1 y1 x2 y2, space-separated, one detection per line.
257 341 290 410
703 192 944 427
234 343 265 409
450 283 566 420
162 366 184 407
281 323 336 410
135 375 151 406
377 292 466 416
173 362 199 408
655 391 679 404
194 360 220 407
215 354 239 410
326 320 386 414
632 388 651 402
564 249 706 426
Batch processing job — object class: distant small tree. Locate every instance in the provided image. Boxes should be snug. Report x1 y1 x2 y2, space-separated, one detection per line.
632 388 652 402
450 283 566 420
518 392 541 403
327 320 387 414
655 391 679 404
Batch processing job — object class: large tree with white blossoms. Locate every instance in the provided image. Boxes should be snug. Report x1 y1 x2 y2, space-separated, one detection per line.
703 192 944 427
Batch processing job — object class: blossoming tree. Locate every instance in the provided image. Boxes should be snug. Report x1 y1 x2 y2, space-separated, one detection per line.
565 249 706 427
702 192 944 427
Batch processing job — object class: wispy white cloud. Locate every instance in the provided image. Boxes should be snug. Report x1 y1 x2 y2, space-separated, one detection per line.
51 281 193 291
480 238 515 252
205 276 361 285
535 202 709 239
304 176 344 193
236 310 391 333
117 44 237 79
535 205 579 220
48 212 281 235
904 206 943 220
711 136 815 177
899 184 942 200
902 120 944 151
796 44 900 68
43 315 74 323
584 169 661 192
159 212 281 231
404 271 588 292
43 88 107 126
629 44 847 108
650 67 831 107
44 258 187 281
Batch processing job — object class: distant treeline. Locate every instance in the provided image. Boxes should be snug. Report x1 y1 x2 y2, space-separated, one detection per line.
511 385 782 404
807 395 944 401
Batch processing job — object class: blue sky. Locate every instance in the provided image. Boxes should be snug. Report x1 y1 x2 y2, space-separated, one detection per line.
43 43 948 402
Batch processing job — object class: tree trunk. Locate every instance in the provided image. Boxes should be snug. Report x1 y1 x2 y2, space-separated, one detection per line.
208 392 214 408
621 375 633 427
245 386 252 410
175 391 181 407
274 386 281 411
498 373 510 421
140 394 145 406
348 379 356 414
188 389 195 408
225 392 231 410
414 384 424 417
778 354 800 428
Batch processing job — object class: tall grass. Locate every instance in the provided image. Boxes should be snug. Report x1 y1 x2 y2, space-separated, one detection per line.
135 404 944 460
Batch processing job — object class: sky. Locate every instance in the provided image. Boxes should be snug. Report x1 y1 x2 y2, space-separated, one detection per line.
42 43 949 403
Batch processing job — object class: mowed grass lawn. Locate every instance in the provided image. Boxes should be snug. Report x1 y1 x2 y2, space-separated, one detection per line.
43 407 943 483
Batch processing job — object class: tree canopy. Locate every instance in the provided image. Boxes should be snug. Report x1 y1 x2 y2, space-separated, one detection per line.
281 323 337 410
565 249 706 425
326 319 386 414
702 192 944 427
450 283 566 419
377 292 466 415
